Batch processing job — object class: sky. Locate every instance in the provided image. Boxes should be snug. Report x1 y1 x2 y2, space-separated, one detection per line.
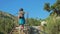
0 0 56 19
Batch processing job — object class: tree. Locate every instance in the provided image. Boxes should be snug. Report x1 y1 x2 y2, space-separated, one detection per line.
44 0 60 16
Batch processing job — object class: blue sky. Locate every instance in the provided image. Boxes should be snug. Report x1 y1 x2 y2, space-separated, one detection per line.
0 0 56 19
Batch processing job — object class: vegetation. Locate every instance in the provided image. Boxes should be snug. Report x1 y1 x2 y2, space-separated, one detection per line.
44 0 60 34
44 0 60 16
44 16 60 34
0 11 41 34
1 0 60 34
27 18 41 26
0 11 18 34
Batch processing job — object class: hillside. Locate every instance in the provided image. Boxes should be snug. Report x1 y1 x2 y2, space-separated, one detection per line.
0 11 18 34
0 11 42 34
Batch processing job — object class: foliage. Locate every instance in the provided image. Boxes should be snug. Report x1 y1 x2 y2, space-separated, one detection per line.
44 0 60 16
0 11 18 34
44 0 60 34
44 15 60 34
0 11 41 34
26 18 41 26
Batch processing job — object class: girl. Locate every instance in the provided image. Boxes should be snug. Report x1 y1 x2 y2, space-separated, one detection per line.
18 8 25 30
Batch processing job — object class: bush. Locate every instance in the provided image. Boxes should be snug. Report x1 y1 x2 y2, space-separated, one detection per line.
45 16 60 34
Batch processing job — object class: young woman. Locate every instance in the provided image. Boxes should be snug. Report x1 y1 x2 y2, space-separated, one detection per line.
18 8 25 30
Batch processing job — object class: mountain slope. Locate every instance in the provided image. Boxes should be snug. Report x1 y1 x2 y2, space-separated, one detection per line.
0 11 18 34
